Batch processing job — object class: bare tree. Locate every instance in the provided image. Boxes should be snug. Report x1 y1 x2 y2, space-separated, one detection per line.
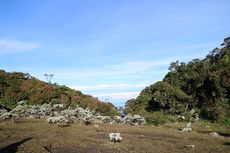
44 74 54 84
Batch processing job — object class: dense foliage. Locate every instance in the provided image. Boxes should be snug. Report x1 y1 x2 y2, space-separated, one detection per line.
125 37 230 122
0 71 118 116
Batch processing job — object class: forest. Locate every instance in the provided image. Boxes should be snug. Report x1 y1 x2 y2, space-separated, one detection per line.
125 37 230 124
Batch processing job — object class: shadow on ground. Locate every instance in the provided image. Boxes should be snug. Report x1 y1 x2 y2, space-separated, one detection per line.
219 132 230 137
223 142 230 146
0 137 32 153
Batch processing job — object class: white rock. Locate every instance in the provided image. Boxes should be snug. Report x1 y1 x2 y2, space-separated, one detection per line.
17 100 27 106
185 145 195 148
109 133 122 142
181 127 192 132
186 122 192 128
210 132 220 137
177 115 185 121
190 109 196 115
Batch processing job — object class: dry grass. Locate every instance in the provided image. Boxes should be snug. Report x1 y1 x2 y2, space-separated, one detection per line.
0 119 230 153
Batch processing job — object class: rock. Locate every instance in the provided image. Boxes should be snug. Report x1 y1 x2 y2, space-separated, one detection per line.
190 113 199 123
94 124 99 128
17 100 27 106
1 112 13 120
57 122 70 127
47 116 70 124
177 115 185 121
210 132 220 137
133 115 145 125
205 125 210 129
190 109 196 115
181 127 192 132
0 109 8 115
82 114 93 125
109 133 122 142
114 116 123 124
101 116 112 123
186 122 192 128
185 145 195 148
123 114 145 125
53 104 64 110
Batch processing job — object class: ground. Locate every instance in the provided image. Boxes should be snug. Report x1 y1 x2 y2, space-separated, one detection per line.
0 119 229 153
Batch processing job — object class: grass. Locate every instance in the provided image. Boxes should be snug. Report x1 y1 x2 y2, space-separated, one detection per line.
0 119 230 153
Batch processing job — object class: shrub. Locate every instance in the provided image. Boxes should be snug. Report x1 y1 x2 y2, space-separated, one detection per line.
145 112 177 126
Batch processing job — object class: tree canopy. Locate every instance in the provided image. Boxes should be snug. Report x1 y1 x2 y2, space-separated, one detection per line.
125 37 230 121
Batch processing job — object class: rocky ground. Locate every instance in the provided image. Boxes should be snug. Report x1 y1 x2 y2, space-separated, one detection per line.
0 101 145 126
0 101 229 153
0 119 230 153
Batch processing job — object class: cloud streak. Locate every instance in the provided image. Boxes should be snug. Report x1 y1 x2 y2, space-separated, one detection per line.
0 39 41 54
70 83 147 91
95 91 140 99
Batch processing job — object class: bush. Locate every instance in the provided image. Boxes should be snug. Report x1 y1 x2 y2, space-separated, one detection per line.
145 112 177 126
219 117 230 126
0 98 16 109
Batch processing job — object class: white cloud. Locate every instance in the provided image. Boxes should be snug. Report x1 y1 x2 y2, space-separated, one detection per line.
70 83 147 91
50 59 173 81
95 91 140 99
0 39 41 54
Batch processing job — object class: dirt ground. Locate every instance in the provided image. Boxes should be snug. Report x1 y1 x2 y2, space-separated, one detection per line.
0 119 229 153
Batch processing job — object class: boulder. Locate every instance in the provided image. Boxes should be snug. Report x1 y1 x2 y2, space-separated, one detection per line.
210 132 220 137
133 115 145 125
47 116 70 124
0 109 8 115
190 109 196 115
109 133 122 142
1 112 13 120
114 116 123 124
181 127 192 132
186 122 192 128
53 104 64 110
101 116 112 123
123 114 145 125
185 145 195 148
177 115 185 121
17 100 27 106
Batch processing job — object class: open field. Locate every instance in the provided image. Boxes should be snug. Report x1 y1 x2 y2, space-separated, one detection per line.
0 119 230 153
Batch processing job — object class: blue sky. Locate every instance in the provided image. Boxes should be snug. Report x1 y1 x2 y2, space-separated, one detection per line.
0 0 230 106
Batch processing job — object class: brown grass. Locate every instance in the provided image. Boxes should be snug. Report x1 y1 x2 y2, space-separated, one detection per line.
0 119 229 153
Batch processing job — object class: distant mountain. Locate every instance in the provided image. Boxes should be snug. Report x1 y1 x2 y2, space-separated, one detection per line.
0 70 118 116
125 37 230 122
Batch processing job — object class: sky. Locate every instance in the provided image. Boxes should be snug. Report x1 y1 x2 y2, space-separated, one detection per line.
0 0 230 106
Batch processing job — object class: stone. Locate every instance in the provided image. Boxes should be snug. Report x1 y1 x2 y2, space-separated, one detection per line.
177 115 185 121
57 122 70 127
109 133 122 142
190 109 196 115
186 122 192 128
101 116 112 123
123 114 145 125
47 116 69 124
185 145 195 148
181 127 192 132
0 109 8 115
1 112 13 120
114 116 123 124
210 132 220 137
17 100 27 106
53 104 64 110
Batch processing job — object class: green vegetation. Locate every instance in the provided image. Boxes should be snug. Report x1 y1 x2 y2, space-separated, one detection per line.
125 37 230 123
0 70 118 116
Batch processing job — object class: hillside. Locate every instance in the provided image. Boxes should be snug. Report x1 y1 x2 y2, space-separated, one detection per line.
125 37 230 123
0 70 118 116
